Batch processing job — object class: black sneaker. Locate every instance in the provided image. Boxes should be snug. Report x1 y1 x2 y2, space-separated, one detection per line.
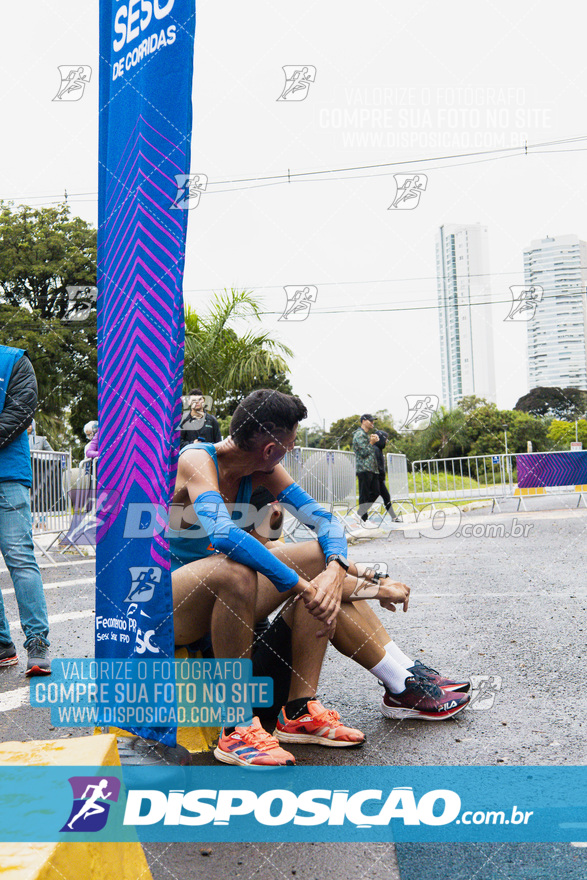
25 638 51 676
408 659 471 693
0 642 18 667
381 676 469 720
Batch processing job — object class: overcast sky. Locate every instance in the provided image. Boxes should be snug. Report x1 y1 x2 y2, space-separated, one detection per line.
2 1 587 429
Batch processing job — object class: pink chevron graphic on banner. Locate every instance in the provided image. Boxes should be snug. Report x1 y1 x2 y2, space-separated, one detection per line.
97 116 188 565
516 451 587 488
97 0 195 744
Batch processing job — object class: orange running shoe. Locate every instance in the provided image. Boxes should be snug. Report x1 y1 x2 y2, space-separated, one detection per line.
275 700 365 747
214 716 295 766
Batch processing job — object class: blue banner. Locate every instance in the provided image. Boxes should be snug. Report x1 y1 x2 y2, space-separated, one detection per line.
0 767 586 843
97 0 196 744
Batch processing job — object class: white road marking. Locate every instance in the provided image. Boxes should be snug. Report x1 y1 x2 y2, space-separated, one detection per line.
2 577 95 598
417 591 584 599
0 557 95 574
0 609 94 715
9 609 94 627
0 687 30 713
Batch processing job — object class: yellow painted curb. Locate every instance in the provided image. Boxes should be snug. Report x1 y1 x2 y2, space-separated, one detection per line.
0 735 153 880
0 840 153 880
514 487 546 496
0 733 119 767
96 648 220 753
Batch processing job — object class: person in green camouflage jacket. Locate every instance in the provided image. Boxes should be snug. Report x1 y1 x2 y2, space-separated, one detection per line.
352 414 380 521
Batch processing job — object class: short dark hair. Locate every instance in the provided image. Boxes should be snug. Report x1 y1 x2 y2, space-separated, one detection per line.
188 388 203 396
230 389 307 451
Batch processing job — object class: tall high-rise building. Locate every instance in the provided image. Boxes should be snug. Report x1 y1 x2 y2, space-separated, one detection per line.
436 223 496 409
523 234 587 390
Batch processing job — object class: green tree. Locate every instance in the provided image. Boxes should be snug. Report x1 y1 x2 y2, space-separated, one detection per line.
548 419 587 449
507 410 548 453
415 406 469 459
462 404 547 456
216 364 293 419
0 303 96 451
514 386 587 421
0 202 97 449
183 289 293 413
0 202 96 319
458 395 491 414
321 415 361 450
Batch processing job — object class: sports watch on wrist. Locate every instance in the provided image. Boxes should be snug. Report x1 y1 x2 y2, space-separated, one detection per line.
326 554 350 572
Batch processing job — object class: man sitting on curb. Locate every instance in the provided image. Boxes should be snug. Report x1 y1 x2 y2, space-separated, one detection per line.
170 389 469 767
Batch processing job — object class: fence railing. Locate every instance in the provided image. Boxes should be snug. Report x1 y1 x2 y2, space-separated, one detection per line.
30 450 72 536
386 453 409 501
282 447 357 507
30 452 97 559
410 454 516 506
28 444 585 561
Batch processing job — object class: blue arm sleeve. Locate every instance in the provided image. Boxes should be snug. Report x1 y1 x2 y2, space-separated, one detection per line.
276 483 348 560
194 491 299 592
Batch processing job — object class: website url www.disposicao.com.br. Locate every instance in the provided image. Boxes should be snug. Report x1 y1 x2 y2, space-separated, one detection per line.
124 787 534 829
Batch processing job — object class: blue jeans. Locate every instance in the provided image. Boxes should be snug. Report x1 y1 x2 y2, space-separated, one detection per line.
0 481 50 648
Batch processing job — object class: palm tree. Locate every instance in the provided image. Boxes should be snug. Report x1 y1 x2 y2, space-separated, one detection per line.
183 289 293 410
419 406 469 460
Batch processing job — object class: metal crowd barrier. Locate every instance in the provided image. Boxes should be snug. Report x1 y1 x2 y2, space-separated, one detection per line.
281 447 357 541
30 451 98 560
60 457 98 553
411 454 516 510
283 447 356 507
386 453 409 501
30 449 71 532
30 449 73 560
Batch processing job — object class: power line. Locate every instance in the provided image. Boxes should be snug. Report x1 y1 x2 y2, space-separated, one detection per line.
254 291 586 317
184 268 587 295
2 134 586 203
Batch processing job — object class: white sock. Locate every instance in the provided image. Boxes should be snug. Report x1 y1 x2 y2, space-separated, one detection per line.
383 640 414 669
369 654 410 694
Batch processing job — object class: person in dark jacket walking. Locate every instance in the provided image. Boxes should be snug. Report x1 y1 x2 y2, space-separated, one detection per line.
179 388 221 448
0 345 51 675
352 414 381 521
373 430 401 522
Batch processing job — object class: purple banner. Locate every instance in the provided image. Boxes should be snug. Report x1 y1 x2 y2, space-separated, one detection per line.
516 451 587 488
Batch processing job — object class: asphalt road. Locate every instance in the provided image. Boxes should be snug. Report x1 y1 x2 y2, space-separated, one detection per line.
1 496 586 879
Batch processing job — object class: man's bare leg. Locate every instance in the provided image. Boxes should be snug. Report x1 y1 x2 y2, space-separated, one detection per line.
287 597 328 700
332 601 389 669
172 555 258 659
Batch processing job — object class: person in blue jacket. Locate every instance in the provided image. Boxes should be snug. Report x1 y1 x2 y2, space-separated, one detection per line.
0 345 51 675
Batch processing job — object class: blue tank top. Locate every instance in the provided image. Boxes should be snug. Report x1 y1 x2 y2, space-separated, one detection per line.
168 442 253 572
